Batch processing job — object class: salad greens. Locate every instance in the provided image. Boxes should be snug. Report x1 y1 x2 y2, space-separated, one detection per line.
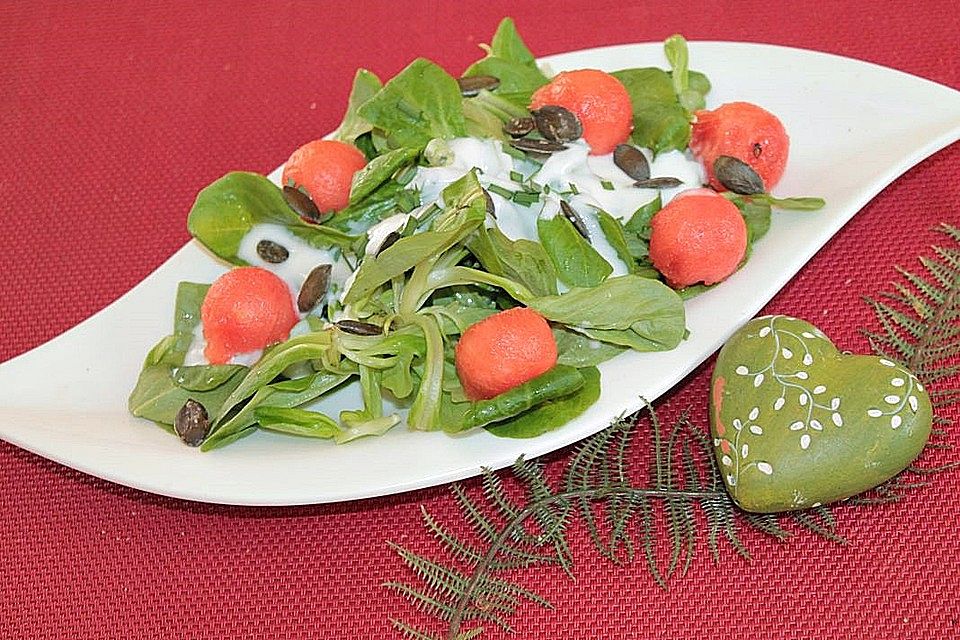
129 18 823 452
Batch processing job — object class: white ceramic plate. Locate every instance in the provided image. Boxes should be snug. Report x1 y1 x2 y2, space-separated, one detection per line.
2 42 959 505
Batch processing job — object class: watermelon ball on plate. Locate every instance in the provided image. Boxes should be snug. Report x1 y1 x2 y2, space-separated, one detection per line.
282 139 367 214
201 267 299 365
690 101 789 191
529 69 633 155
648 192 747 288
455 307 558 401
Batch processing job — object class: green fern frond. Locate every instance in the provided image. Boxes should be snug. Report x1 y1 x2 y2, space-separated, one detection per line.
390 618 444 640
790 510 846 544
565 425 618 560
385 581 510 628
742 512 792 541
452 484 500 543
511 458 575 573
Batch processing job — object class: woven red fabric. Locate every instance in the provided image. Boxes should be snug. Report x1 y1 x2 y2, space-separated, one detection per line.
1 2 958 638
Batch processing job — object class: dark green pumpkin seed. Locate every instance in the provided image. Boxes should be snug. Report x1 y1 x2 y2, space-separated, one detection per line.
297 264 332 313
256 239 289 264
375 231 401 256
613 144 650 181
482 189 496 218
532 105 582 143
283 185 330 223
510 138 567 156
175 399 210 447
559 200 589 240
336 319 383 336
457 75 500 97
633 177 684 189
502 117 535 137
714 155 765 195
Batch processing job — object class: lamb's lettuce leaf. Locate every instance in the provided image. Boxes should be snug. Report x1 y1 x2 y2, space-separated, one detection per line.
357 58 467 149
187 172 354 265
487 366 600 438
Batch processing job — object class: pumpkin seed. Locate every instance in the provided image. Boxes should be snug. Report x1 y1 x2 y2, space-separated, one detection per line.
174 399 210 447
510 138 568 156
714 155 765 195
297 264 332 313
502 117 535 137
457 75 500 97
375 231 401 256
256 239 289 264
633 177 684 189
613 144 650 181
532 105 582 143
336 319 383 336
559 200 589 240
482 189 496 218
283 185 330 223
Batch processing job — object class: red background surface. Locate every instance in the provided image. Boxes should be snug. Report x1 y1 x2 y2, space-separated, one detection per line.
2 2 959 638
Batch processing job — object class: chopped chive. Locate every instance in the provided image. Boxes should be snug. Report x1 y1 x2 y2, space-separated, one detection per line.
396 189 420 213
568 182 579 195
502 144 528 162
528 181 542 192
601 180 615 191
487 184 515 200
509 170 524 183
394 165 418 186
512 192 541 207
542 184 551 195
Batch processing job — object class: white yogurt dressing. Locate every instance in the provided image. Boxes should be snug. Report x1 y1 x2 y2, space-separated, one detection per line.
237 223 353 299
411 136 704 259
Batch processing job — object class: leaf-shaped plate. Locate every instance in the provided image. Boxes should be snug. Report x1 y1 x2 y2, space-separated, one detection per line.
1 42 958 505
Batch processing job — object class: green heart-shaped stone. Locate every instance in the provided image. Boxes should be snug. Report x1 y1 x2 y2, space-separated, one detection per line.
710 315 932 513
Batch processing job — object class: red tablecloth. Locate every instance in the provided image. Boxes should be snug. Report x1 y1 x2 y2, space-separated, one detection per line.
2 2 958 638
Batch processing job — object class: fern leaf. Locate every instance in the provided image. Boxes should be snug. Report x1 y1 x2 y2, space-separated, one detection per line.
664 417 690 577
391 543 530 615
637 495 667 588
790 510 846 544
512 458 575 573
390 618 444 640
421 507 485 564
480 470 544 547
565 427 617 559
385 582 511 629
602 419 638 562
452 484 500 543
742 512 791 541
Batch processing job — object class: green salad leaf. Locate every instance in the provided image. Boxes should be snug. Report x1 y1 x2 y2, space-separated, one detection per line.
201 371 350 451
349 146 420 205
537 214 613 288
128 281 248 427
486 366 600 438
527 275 686 351
611 64 710 154
332 69 383 145
444 365 586 433
468 226 558 297
357 58 467 149
463 17 548 108
553 327 626 367
187 172 354 265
